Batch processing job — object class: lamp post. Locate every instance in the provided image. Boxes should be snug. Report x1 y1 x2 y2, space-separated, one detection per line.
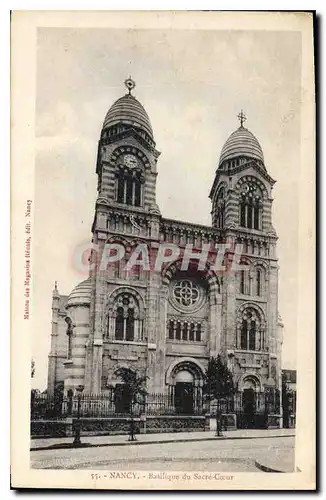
73 385 84 447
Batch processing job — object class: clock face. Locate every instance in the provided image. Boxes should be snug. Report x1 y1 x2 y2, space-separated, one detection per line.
123 154 139 169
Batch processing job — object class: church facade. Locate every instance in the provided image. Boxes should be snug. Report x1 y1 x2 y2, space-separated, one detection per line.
47 79 283 414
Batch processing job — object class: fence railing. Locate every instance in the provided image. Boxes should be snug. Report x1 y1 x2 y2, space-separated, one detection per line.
31 388 288 421
31 391 207 420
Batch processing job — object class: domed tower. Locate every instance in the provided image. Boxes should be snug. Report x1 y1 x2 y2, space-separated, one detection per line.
84 79 161 393
210 111 276 233
210 111 282 398
94 78 160 213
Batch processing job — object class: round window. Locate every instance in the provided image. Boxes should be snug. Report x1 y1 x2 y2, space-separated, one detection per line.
173 280 200 307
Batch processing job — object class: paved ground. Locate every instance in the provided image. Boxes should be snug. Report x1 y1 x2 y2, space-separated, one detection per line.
30 434 295 473
31 428 294 451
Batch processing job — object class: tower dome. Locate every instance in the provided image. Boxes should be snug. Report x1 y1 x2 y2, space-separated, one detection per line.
66 278 92 308
219 126 264 166
102 78 153 140
219 111 264 167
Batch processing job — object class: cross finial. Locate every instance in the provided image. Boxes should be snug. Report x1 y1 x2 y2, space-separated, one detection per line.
54 281 58 291
124 76 136 95
237 110 247 127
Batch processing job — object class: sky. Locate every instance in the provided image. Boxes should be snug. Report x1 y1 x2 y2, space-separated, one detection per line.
33 27 301 389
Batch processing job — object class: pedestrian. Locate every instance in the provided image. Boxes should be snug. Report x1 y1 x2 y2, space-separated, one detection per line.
216 408 223 437
129 417 136 441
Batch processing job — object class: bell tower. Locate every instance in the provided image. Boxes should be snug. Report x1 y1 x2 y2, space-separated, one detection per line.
209 112 282 395
94 78 160 214
85 79 161 393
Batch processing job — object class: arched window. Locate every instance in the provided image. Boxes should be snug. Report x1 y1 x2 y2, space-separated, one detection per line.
247 198 253 229
196 323 201 342
168 320 174 339
116 168 143 207
239 264 250 295
238 308 264 351
256 269 262 296
126 177 133 205
241 319 248 350
249 320 256 350
240 202 246 227
115 307 124 340
176 322 181 340
182 322 188 341
117 174 124 203
215 186 226 229
189 323 195 341
241 316 256 351
240 270 245 294
111 294 141 342
134 179 141 207
254 203 260 230
166 319 203 342
239 182 263 230
126 308 135 341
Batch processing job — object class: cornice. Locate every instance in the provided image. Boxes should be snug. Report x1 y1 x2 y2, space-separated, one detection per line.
100 128 160 157
161 217 222 237
232 227 278 241
210 160 276 198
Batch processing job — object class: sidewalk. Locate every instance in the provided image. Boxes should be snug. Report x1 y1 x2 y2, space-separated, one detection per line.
255 451 296 473
31 428 295 452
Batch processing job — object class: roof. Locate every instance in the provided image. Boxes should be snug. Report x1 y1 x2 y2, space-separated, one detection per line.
282 369 297 384
219 126 264 166
102 93 153 139
66 278 92 308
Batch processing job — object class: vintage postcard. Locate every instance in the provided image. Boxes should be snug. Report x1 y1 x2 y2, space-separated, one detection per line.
11 10 316 490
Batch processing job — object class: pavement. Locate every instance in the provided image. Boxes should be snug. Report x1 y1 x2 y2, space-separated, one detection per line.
31 428 294 452
30 433 295 473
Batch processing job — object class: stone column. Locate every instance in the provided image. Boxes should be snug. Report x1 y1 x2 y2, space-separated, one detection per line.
208 283 222 357
224 271 237 353
88 233 106 394
145 282 160 392
83 340 93 393
153 284 169 391
90 268 106 393
91 339 103 393
144 241 162 393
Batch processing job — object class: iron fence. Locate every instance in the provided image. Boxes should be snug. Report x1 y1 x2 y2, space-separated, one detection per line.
31 387 287 422
31 391 205 420
30 393 67 420
145 392 205 416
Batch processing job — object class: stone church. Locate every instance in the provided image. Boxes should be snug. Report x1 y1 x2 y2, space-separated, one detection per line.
47 79 283 415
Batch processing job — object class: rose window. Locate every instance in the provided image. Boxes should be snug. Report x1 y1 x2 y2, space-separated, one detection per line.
173 280 199 307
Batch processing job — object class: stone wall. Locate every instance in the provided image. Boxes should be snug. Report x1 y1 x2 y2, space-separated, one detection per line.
31 415 207 438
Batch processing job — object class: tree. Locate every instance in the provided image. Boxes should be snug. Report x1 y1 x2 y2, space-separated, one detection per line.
118 368 148 441
202 355 234 436
31 358 35 378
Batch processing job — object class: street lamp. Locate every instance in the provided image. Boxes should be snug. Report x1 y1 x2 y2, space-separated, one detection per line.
73 385 84 447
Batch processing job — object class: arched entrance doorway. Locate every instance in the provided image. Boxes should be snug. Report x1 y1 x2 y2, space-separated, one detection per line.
175 370 194 415
112 368 133 414
166 359 205 415
238 375 263 429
